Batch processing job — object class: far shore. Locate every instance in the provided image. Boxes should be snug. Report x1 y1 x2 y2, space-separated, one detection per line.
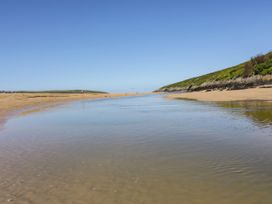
167 87 272 102
0 92 145 127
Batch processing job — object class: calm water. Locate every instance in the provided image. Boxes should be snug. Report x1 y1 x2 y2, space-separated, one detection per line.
0 95 272 204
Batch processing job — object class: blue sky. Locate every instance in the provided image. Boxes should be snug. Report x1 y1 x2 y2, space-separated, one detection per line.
1 0 272 92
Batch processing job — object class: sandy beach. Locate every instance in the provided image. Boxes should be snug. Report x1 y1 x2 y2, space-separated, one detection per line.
0 92 141 126
167 87 272 102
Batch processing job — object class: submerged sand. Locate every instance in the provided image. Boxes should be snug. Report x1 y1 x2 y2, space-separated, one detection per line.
167 87 272 102
0 92 140 126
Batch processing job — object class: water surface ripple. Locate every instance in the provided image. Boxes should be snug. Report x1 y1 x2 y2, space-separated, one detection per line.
0 95 272 204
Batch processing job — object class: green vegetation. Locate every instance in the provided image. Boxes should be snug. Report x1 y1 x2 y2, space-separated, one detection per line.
0 90 108 94
159 51 272 92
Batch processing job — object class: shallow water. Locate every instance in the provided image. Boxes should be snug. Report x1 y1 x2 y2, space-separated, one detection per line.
0 95 272 204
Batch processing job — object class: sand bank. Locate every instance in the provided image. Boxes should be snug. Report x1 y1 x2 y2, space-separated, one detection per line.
167 87 272 102
0 92 141 126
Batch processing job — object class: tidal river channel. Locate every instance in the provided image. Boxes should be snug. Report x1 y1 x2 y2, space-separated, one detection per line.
0 95 271 204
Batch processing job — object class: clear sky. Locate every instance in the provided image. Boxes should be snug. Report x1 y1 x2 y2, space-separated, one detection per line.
1 0 272 92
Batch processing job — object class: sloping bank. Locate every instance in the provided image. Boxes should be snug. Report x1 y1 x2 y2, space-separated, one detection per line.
158 52 272 101
157 52 272 92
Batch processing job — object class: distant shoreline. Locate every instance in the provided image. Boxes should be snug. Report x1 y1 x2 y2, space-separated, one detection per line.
166 87 272 102
0 90 107 94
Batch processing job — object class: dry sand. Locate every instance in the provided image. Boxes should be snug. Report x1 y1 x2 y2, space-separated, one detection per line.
0 92 141 127
167 87 272 102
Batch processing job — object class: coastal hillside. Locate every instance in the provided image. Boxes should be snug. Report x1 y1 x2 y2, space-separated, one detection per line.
158 52 272 92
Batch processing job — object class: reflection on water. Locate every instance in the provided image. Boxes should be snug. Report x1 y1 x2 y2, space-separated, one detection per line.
0 95 271 204
216 101 272 127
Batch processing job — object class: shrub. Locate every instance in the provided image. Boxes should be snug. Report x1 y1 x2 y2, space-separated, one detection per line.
264 52 272 61
251 54 266 65
243 61 254 77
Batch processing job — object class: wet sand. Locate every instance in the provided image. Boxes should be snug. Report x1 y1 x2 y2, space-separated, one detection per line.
0 92 141 126
167 87 272 102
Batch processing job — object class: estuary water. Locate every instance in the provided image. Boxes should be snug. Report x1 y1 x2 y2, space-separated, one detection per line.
0 95 272 204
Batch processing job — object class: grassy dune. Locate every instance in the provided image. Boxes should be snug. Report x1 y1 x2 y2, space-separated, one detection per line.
158 52 272 92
